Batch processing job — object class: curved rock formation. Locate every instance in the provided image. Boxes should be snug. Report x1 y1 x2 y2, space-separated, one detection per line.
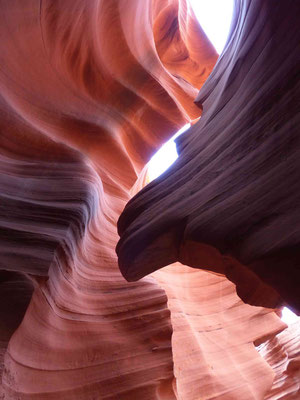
258 320 300 399
0 0 216 398
1 0 299 399
117 0 300 314
153 264 286 399
130 162 288 400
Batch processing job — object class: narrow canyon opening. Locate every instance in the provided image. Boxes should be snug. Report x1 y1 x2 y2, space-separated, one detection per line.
148 0 234 182
147 0 299 327
148 0 234 181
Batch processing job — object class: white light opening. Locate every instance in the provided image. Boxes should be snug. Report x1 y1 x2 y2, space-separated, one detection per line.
148 123 190 181
281 307 299 325
148 0 234 182
189 0 234 55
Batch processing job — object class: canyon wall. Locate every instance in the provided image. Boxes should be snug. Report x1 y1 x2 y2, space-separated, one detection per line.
0 0 299 399
118 0 300 314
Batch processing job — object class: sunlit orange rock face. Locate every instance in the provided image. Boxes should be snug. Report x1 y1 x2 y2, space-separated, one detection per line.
258 320 300 400
0 0 299 399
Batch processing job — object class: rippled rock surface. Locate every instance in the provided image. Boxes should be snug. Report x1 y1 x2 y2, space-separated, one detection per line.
1 0 299 399
118 0 300 314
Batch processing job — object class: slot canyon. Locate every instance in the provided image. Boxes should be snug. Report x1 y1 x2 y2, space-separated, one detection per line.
0 0 299 399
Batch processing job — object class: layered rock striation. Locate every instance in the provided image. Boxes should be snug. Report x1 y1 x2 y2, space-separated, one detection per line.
117 0 300 314
0 0 215 398
0 0 299 399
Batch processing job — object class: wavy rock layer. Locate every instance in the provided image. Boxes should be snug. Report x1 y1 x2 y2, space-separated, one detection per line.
130 163 289 400
0 0 217 399
1 0 299 399
153 264 286 400
258 321 300 399
117 0 300 314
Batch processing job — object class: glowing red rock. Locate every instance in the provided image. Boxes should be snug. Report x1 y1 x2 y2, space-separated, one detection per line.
0 0 216 398
0 0 299 398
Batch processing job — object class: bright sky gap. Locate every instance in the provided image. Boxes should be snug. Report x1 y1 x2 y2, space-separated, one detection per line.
189 0 234 54
148 0 234 180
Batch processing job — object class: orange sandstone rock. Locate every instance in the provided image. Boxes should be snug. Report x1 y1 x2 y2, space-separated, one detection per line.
0 0 299 399
0 0 216 398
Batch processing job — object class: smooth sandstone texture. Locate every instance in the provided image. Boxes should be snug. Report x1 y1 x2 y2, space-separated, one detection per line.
0 0 215 398
258 321 300 399
130 161 288 400
117 0 300 314
153 264 286 400
0 0 299 399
